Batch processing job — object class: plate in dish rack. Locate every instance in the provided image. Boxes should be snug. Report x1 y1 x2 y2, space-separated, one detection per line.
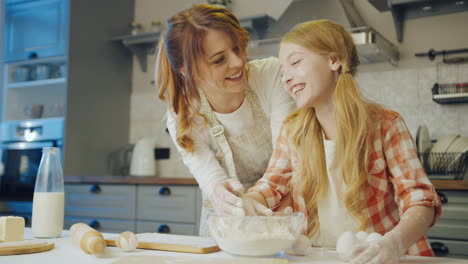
417 125 432 154
416 125 432 169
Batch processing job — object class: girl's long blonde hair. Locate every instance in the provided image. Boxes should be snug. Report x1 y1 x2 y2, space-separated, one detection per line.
156 4 249 152
282 20 382 236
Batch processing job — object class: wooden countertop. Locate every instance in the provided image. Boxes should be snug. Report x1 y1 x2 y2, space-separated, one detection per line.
432 180 468 191
64 175 198 185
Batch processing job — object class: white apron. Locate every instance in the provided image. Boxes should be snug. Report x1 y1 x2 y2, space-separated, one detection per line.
198 86 272 236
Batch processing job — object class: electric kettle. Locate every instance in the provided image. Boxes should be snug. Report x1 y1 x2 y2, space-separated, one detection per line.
130 137 156 176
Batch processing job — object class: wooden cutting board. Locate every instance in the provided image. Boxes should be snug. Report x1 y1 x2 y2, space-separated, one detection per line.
0 240 54 256
105 233 220 254
111 255 288 264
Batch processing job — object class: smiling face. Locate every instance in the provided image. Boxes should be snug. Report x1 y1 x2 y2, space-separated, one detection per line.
196 28 247 95
279 42 340 109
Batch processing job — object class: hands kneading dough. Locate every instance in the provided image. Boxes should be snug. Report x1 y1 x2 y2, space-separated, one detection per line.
336 231 383 260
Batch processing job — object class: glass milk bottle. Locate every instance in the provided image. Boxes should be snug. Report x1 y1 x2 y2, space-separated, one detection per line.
32 147 65 238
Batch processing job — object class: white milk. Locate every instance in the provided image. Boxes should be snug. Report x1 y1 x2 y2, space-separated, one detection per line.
32 192 65 238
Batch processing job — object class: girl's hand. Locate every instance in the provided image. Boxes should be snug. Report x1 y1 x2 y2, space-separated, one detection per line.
241 196 273 216
274 192 293 213
348 230 405 264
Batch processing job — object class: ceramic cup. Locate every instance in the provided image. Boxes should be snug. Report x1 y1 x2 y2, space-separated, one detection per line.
15 66 32 82
24 104 44 119
46 103 64 117
58 64 66 78
34 64 52 80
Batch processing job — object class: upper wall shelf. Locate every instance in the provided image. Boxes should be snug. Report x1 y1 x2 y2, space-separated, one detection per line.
7 77 66 89
111 15 273 72
238 14 275 40
369 0 468 42
112 31 161 72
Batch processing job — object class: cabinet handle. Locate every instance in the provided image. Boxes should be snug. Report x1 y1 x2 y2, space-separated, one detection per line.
157 224 170 233
88 220 101 230
431 242 449 257
28 52 38 59
89 184 101 194
24 216 31 227
436 191 448 204
158 187 171 196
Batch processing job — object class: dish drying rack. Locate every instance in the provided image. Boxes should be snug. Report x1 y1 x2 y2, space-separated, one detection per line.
418 152 468 180
432 83 468 104
415 47 468 104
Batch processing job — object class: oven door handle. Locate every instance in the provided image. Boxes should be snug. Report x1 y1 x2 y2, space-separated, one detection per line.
4 141 54 150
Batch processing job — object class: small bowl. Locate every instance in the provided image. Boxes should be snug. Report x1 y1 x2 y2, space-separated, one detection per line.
208 213 305 257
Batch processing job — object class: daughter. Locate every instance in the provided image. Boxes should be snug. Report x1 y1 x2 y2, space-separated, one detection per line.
243 20 441 263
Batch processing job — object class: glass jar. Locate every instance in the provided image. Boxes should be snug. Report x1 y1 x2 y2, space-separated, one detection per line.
129 21 143 35
31 147 64 238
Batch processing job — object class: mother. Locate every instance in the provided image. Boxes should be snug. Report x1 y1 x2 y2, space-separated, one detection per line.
155 4 295 235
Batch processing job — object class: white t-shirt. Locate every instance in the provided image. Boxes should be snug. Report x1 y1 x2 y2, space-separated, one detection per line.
313 138 361 248
214 97 252 137
166 57 296 196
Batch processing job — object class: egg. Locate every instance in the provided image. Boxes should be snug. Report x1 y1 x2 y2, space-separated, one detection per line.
355 231 368 242
336 231 357 255
115 231 138 252
292 234 311 255
365 232 383 243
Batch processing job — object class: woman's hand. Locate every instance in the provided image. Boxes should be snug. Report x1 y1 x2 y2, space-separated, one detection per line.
241 196 273 216
208 179 244 216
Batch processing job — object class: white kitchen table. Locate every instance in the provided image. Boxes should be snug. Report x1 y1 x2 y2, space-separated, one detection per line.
2 228 467 264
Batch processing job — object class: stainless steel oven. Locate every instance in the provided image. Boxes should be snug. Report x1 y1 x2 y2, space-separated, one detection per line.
0 118 64 201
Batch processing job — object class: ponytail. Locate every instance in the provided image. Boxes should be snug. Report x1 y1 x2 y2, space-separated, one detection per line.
156 32 196 152
286 108 328 237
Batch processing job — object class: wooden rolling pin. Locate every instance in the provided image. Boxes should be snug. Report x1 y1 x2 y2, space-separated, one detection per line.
70 223 106 254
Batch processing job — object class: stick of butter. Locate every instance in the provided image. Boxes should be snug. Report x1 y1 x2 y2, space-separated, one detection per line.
0 216 25 242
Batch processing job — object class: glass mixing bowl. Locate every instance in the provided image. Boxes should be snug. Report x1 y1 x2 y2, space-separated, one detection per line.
208 213 305 257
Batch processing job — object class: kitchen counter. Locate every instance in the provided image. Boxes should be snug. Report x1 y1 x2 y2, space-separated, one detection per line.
2 229 468 264
64 176 198 185
431 180 468 191
65 177 468 191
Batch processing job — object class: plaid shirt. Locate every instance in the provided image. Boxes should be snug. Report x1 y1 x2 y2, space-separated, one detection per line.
249 109 442 256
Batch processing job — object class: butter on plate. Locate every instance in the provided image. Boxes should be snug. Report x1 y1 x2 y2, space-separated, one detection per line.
0 216 25 242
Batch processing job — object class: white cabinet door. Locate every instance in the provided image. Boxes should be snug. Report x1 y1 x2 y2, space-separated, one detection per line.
3 0 68 62
65 184 136 220
137 185 196 223
64 216 135 234
136 220 196 236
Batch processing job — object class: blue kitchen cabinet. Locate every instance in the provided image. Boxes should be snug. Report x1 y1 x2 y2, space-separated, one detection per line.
1 0 134 178
3 0 68 62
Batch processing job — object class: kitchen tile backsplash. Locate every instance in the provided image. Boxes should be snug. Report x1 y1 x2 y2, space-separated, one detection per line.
130 56 191 178
130 56 468 178
356 63 468 139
